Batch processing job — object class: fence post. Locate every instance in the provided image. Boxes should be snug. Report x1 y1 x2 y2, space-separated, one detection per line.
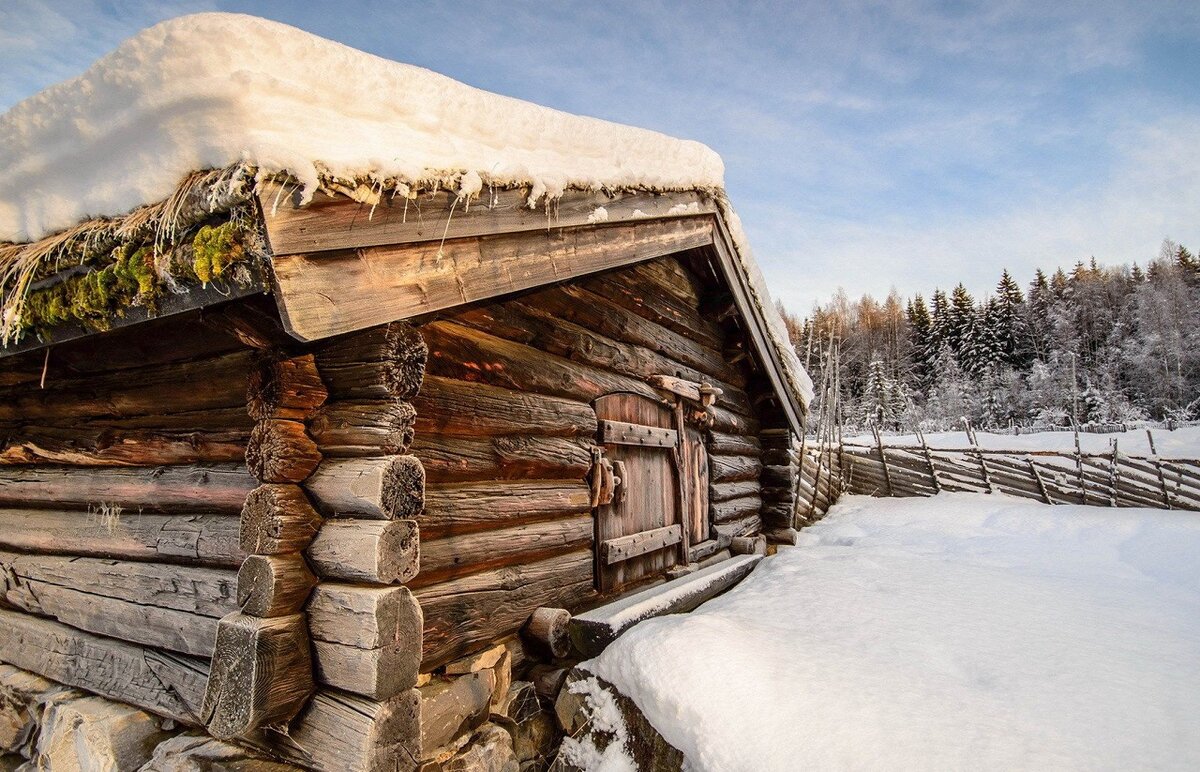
873 426 894 497
1074 426 1088 506
918 430 941 493
1147 429 1173 509
1107 438 1119 507
1028 458 1053 504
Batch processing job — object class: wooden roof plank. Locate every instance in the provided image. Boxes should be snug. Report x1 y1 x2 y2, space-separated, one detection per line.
271 217 715 341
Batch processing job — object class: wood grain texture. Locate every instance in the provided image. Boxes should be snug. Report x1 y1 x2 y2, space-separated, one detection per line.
314 322 427 401
0 609 209 724
414 550 595 669
601 524 682 565
308 400 416 457
420 480 591 537
0 508 243 567
412 434 593 483
274 218 713 341
263 689 420 772
0 463 256 513
246 354 328 421
260 184 714 255
305 455 424 519
202 612 314 739
237 553 318 617
414 515 593 585
240 484 323 555
306 519 419 584
246 419 322 483
412 376 597 438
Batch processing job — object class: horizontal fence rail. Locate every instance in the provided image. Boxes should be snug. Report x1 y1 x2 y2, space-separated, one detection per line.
841 440 1200 511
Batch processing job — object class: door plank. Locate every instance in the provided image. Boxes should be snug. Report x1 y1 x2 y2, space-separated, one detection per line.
601 524 683 565
597 420 678 448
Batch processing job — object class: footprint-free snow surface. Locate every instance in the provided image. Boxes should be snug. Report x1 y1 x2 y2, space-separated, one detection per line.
586 493 1200 770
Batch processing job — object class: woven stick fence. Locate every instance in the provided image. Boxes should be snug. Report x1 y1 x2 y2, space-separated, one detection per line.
841 433 1200 511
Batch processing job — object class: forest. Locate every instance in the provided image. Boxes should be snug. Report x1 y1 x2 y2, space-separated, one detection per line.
783 240 1200 433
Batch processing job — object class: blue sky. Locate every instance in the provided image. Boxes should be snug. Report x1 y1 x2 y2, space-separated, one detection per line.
3 1 1199 312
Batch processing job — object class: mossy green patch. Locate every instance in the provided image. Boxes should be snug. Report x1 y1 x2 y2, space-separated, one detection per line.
191 221 247 285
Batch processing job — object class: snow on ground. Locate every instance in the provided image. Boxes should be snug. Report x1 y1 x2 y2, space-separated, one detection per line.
844 425 1200 459
586 494 1200 771
0 12 723 243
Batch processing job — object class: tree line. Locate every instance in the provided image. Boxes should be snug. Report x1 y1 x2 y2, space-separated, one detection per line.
782 240 1200 433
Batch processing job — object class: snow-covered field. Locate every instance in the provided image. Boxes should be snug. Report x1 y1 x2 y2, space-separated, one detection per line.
845 425 1200 459
586 494 1200 770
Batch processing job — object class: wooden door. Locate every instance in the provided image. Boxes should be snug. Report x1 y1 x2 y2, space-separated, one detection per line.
594 393 682 591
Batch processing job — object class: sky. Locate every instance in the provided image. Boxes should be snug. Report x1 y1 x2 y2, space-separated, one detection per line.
2 1 1199 313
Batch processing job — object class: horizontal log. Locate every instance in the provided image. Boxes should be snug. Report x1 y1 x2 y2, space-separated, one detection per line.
308 584 422 696
711 494 763 524
451 300 752 414
707 432 761 457
203 612 314 739
0 508 243 567
713 512 761 539
307 584 423 651
237 553 318 617
422 321 662 404
240 484 324 555
524 283 747 388
308 400 416 457
0 424 246 467
314 322 427 400
246 354 328 421
0 463 256 513
0 550 234 657
709 454 763 483
260 183 715 254
0 609 209 724
420 480 592 537
414 550 595 668
307 519 419 584
709 405 759 434
0 350 254 422
760 501 795 530
412 434 593 483
246 419 322 483
305 456 424 519
413 376 597 438
414 515 593 585
761 464 794 489
709 480 761 503
273 216 714 341
581 261 724 350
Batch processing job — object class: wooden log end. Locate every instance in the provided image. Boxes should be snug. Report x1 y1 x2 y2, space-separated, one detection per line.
237 554 318 617
247 353 329 421
202 612 314 739
522 607 571 660
240 484 324 555
246 420 322 484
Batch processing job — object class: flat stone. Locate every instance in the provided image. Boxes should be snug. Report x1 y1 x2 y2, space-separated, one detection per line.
444 644 507 675
35 694 170 772
443 724 518 772
138 733 303 771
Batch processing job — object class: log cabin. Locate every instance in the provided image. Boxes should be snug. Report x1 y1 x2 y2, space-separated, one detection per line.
0 13 814 771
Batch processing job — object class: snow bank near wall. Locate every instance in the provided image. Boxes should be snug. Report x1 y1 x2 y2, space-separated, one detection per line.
586 493 1200 770
0 12 723 243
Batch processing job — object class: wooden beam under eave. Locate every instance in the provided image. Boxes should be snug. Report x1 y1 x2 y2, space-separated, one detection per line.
270 217 716 341
259 184 716 255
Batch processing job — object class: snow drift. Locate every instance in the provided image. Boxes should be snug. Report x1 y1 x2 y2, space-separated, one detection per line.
587 493 1200 770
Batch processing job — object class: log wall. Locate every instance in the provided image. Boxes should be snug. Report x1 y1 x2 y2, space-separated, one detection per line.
0 319 257 725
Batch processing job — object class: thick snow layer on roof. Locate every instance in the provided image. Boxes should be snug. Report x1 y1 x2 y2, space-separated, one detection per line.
0 13 812 407
586 493 1200 770
0 12 723 243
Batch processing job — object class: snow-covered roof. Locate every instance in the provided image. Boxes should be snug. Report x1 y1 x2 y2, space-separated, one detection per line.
0 13 812 408
0 13 724 244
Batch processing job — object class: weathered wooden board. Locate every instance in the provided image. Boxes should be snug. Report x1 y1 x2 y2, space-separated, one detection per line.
260 184 715 255
597 420 678 448
414 550 595 668
600 524 683 566
0 610 209 724
0 508 243 567
415 515 593 584
0 464 256 513
272 218 714 341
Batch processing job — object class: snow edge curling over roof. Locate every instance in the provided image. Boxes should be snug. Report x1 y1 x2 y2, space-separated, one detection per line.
0 12 813 408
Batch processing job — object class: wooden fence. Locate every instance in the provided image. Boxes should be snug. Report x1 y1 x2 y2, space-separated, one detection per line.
840 439 1200 511
795 443 845 523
